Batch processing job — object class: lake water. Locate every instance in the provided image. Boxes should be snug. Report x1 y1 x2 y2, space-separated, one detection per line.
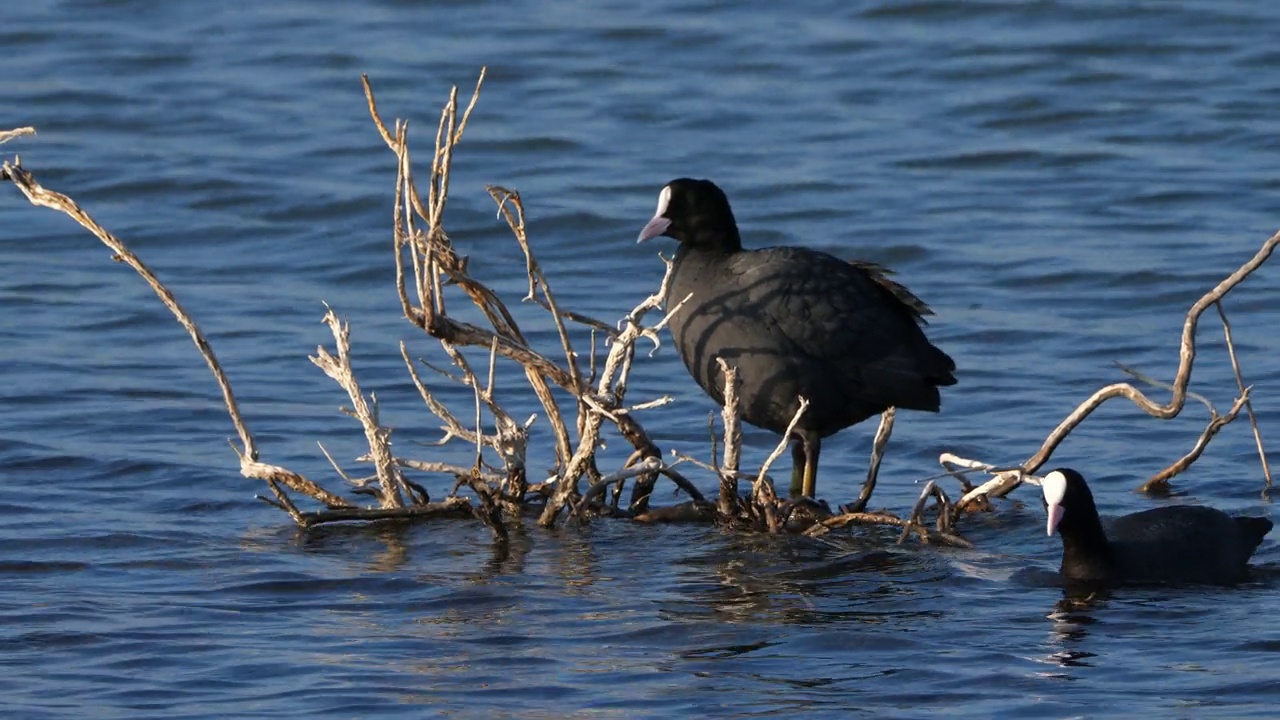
3 0 1280 717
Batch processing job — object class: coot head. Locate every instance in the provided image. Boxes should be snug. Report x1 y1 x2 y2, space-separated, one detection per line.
637 178 742 252
1042 468 1101 537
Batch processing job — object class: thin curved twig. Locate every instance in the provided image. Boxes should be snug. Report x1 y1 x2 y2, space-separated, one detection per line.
1019 228 1280 474
1216 301 1272 487
2 159 258 463
1141 391 1251 492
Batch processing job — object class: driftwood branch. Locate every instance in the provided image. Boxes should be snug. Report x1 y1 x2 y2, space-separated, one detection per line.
310 307 413 508
1216 302 1272 487
0 127 35 144
939 227 1278 506
1022 229 1278 475
10 74 1271 549
1 157 258 463
717 359 742 516
1140 391 1251 492
1 153 364 512
846 408 895 513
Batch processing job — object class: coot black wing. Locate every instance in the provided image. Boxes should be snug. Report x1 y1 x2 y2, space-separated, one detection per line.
728 246 954 414
1108 505 1263 584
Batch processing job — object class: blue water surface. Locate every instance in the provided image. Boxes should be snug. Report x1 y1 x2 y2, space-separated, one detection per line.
2 1 1279 717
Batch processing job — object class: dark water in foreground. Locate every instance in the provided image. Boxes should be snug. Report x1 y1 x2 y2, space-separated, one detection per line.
3 1 1280 717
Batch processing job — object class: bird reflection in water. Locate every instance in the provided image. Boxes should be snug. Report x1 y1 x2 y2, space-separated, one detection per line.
1038 592 1108 672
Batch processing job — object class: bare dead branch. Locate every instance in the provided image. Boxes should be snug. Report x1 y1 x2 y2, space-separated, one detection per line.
1116 363 1216 414
238 455 355 509
938 455 1032 517
575 456 664 514
806 508 973 548
360 75 397 151
847 408 895 513
400 342 485 447
1141 391 1251 492
1 159 258 463
453 68 486 144
260 479 306 524
0 127 35 144
273 495 475 528
756 397 809 488
717 359 742 516
23 68 1271 545
898 480 954 543
317 441 373 488
938 228 1279 507
310 307 411 508
1018 228 1280 475
486 185 584 391
1216 301 1271 487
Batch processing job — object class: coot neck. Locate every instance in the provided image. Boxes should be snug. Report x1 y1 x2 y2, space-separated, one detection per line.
1058 507 1117 582
676 224 743 257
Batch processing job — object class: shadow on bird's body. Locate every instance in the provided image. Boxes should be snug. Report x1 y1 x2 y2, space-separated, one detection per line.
639 178 955 498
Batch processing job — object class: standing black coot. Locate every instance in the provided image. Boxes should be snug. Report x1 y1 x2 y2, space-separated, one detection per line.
1042 467 1273 585
637 178 956 498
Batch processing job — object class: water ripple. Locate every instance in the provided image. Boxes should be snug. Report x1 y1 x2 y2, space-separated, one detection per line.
2 0 1279 717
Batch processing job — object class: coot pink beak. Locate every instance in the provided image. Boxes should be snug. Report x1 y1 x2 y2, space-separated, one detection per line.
637 216 670 243
1046 502 1064 536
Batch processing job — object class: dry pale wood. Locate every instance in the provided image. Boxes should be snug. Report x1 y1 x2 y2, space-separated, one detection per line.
317 441 376 489
1216 301 1272 487
0 127 35 144
939 228 1279 505
438 341 531 473
0 159 354 513
488 186 585 391
740 399 809 533
1141 392 1250 492
942 457 1030 517
1114 360 1255 490
310 308 413 508
2 160 259 464
1019 228 1280 475
7 77 698 535
24 70 1269 542
846 408 894 513
574 456 664 514
402 157 572 479
400 342 490 448
897 480 954 544
756 397 809 488
533 269 681 524
260 479 306 523
240 458 355 509
396 458 503 482
717 359 742 516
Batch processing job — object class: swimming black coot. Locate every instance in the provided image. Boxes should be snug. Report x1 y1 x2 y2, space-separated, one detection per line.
637 178 956 498
1042 467 1272 586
